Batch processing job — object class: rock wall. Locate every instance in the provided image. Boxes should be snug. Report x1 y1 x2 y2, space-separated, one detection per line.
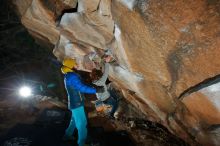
12 0 220 145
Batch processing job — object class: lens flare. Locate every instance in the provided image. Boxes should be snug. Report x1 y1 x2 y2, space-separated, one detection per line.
19 86 32 97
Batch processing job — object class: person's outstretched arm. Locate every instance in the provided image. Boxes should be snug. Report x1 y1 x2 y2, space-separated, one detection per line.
69 74 96 94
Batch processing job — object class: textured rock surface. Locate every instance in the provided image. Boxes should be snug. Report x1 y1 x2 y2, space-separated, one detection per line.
12 0 33 16
13 0 220 145
59 11 114 49
183 82 220 124
21 0 60 45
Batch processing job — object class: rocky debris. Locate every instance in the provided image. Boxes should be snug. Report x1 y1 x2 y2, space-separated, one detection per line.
0 94 66 136
3 137 32 146
1 95 185 146
12 0 220 145
86 95 189 146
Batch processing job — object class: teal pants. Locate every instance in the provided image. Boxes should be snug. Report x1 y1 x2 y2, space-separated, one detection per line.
65 106 87 146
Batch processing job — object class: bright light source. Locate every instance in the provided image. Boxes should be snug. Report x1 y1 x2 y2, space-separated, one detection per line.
19 86 32 98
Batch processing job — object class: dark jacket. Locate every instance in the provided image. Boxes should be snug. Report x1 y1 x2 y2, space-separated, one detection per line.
64 72 96 109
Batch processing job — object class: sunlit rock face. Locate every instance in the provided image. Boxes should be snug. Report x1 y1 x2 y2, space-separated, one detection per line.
13 0 220 145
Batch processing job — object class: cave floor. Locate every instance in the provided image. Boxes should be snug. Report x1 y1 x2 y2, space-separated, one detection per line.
0 96 189 146
0 105 134 146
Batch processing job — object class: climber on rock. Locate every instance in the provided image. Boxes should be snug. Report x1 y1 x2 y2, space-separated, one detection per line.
61 58 104 146
89 50 119 119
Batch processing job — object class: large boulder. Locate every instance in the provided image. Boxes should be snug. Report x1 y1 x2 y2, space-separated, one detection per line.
59 11 114 49
53 35 94 72
110 0 220 144
13 0 220 145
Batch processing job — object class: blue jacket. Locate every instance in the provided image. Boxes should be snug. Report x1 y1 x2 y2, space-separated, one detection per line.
64 72 96 109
